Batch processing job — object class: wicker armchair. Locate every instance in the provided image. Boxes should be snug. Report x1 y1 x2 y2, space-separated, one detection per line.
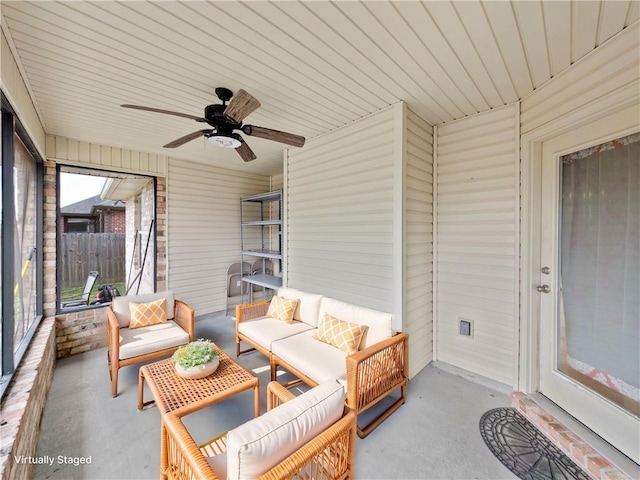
161 382 357 480
106 291 194 397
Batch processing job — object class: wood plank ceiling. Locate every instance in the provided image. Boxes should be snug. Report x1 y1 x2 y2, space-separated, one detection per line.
1 1 638 175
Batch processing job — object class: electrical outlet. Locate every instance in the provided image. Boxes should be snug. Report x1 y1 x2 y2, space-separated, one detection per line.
236 281 241 287
459 319 473 337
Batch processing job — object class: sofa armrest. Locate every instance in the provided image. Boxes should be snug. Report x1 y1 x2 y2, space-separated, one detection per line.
266 381 296 410
260 410 357 480
236 300 270 327
161 413 219 480
345 332 409 412
174 299 195 341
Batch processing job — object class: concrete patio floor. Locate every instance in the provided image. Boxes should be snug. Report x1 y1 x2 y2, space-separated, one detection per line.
34 312 517 479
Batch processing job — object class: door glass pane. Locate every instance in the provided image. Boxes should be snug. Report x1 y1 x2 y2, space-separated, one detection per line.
13 134 38 350
559 133 640 416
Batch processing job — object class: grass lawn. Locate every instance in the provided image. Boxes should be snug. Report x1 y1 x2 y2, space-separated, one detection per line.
60 281 126 301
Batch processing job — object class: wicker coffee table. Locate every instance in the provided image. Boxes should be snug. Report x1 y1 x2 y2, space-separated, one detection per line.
138 345 259 417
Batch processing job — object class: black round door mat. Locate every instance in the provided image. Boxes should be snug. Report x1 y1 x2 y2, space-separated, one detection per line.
479 408 591 480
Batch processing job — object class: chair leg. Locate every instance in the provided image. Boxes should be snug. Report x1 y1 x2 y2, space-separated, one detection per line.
110 362 119 398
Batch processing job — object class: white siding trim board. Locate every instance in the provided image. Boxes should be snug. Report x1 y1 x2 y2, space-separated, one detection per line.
45 135 168 176
432 125 439 362
393 102 407 334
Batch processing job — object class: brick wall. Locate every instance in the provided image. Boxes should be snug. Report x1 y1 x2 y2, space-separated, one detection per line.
155 178 167 290
101 208 125 233
140 180 158 293
43 160 57 317
512 393 629 480
0 318 57 480
55 307 108 358
123 178 165 295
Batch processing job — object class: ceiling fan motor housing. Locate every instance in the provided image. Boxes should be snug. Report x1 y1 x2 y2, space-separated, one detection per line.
204 104 241 130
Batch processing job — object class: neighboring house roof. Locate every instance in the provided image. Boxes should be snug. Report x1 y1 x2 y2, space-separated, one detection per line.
60 195 125 217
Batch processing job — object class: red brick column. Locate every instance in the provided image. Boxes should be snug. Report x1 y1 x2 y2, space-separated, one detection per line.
43 160 57 317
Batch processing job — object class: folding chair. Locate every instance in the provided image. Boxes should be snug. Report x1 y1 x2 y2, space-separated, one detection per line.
225 262 251 316
250 258 273 301
61 271 99 308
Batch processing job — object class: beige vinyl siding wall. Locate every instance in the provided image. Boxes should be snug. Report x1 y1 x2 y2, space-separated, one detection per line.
404 107 434 377
270 172 284 191
435 104 519 386
521 21 640 135
286 102 434 377
166 157 269 315
1 30 46 154
45 135 168 177
286 106 396 314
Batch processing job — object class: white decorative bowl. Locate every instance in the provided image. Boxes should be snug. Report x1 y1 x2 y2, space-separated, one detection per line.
174 357 220 380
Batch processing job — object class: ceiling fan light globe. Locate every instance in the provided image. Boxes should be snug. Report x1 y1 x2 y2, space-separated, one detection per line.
207 135 242 149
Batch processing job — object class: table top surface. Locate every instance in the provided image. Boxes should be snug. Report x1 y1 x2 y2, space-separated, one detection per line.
140 345 258 415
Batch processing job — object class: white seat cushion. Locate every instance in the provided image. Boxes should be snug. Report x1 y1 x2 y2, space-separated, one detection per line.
238 316 313 352
271 330 347 384
226 379 345 480
112 291 175 328
206 453 227 480
118 320 189 360
319 297 393 349
277 287 324 327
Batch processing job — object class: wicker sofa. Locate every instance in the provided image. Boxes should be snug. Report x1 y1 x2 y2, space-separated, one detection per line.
236 287 408 438
161 380 357 480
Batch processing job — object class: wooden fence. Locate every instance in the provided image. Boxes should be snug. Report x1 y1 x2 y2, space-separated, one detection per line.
60 233 126 286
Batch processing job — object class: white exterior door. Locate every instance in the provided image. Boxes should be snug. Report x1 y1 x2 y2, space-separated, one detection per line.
537 106 639 463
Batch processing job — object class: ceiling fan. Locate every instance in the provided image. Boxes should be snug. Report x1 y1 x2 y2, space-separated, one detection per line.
121 87 305 162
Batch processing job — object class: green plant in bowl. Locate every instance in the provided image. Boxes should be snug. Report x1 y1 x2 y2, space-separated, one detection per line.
172 339 218 369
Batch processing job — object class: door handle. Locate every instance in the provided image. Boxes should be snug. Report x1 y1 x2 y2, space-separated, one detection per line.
536 284 551 294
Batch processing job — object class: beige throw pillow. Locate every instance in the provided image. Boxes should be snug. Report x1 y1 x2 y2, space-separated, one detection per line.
314 313 367 354
129 298 168 329
267 296 299 324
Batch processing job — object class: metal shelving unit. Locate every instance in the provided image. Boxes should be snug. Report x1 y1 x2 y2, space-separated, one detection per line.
240 190 282 295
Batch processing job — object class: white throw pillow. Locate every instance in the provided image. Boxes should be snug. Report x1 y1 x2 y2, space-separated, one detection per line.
226 379 345 479
277 288 324 327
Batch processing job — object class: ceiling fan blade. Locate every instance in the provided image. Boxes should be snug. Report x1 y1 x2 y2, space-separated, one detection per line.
224 89 261 123
235 139 257 162
242 125 305 148
121 104 206 122
163 130 209 148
